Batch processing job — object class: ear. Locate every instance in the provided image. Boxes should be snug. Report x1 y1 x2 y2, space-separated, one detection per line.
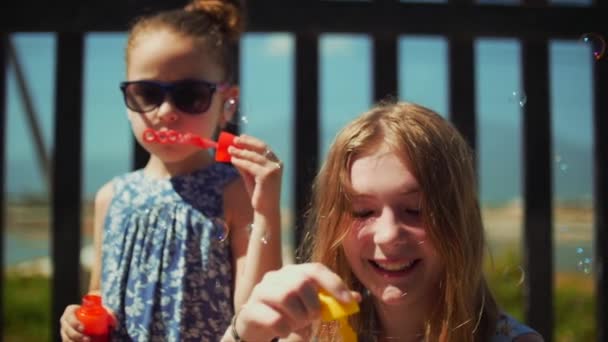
220 86 240 126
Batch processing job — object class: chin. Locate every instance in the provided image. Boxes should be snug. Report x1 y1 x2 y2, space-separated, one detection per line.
379 286 410 305
365 283 411 306
147 145 195 162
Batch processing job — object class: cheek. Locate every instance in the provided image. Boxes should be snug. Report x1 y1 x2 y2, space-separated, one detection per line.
189 111 221 133
341 227 368 263
128 112 146 132
419 238 443 273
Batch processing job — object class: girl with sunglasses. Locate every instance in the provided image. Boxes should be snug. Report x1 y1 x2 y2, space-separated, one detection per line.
60 1 284 341
223 101 543 342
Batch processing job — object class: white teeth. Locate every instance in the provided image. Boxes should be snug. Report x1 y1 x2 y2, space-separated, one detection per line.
375 260 414 271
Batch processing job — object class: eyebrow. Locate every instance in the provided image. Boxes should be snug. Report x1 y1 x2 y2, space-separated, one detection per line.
350 188 421 199
399 189 421 196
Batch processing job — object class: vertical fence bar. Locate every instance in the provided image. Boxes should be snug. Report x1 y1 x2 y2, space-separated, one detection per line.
448 35 477 159
293 32 319 257
373 32 398 103
448 0 477 168
521 38 553 341
373 0 398 102
51 32 85 342
593 34 608 342
0 33 7 342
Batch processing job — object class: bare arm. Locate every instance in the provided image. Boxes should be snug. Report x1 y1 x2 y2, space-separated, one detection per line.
88 181 114 293
226 134 284 311
60 181 114 341
225 178 283 311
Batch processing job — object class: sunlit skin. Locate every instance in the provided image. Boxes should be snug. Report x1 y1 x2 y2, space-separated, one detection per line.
126 28 234 177
342 143 443 339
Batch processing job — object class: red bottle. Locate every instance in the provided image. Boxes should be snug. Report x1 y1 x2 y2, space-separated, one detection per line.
75 294 111 342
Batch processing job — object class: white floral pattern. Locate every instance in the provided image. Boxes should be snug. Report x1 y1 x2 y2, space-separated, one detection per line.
492 313 540 341
101 164 239 341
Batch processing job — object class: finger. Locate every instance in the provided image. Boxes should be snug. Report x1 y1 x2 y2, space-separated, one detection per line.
279 291 310 323
251 276 312 325
350 290 362 302
294 280 322 320
61 306 87 340
229 146 267 165
230 144 282 168
63 308 85 332
60 320 87 341
300 263 354 303
233 134 269 152
232 136 282 164
60 329 70 342
239 302 293 340
60 318 86 341
230 154 281 176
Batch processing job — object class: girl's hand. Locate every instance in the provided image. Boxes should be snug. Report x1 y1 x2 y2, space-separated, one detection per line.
231 263 361 341
60 305 88 342
228 134 282 215
59 304 117 342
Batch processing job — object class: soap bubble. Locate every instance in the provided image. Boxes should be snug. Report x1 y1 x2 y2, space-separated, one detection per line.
555 154 569 174
577 257 593 275
212 217 229 243
509 90 527 107
580 32 606 61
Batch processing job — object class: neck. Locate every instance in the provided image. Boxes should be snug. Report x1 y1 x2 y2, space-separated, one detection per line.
372 296 431 342
145 151 213 178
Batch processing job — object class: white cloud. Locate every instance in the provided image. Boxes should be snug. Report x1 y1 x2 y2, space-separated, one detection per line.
323 36 357 57
263 35 293 57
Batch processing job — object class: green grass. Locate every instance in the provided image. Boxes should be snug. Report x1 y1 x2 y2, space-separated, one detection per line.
3 249 597 341
3 274 51 341
486 249 596 341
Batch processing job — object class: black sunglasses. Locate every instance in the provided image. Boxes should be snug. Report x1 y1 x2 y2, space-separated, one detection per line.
119 79 229 115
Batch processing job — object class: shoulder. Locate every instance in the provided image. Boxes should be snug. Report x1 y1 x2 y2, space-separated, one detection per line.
94 180 115 208
224 176 250 211
218 163 245 197
223 175 253 228
493 313 543 342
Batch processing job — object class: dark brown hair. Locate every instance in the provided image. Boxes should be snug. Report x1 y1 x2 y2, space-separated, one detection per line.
126 0 244 81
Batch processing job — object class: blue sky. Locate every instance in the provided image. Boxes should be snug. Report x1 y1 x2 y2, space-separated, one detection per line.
5 32 597 210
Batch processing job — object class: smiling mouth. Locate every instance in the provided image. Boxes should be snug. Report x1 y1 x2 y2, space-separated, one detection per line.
370 259 420 275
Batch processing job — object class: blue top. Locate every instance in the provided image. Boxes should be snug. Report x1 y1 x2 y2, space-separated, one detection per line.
492 313 541 341
101 163 240 341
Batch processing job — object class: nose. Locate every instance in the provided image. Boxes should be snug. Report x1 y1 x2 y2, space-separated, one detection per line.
156 100 179 123
371 208 408 246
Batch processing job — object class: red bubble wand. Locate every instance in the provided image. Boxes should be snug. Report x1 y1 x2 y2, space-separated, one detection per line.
142 128 236 162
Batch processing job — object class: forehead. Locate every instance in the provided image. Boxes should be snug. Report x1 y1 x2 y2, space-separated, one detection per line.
127 29 224 82
349 144 419 195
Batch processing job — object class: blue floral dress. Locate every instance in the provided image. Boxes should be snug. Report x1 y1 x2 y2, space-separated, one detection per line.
101 163 239 341
492 313 541 341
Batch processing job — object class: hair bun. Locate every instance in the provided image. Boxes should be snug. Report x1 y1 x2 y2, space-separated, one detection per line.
185 0 244 41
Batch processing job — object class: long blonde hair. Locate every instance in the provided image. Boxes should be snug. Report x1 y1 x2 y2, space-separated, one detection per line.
125 0 244 81
305 101 499 341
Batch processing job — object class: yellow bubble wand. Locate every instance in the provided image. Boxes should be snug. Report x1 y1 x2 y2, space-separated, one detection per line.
318 290 360 342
